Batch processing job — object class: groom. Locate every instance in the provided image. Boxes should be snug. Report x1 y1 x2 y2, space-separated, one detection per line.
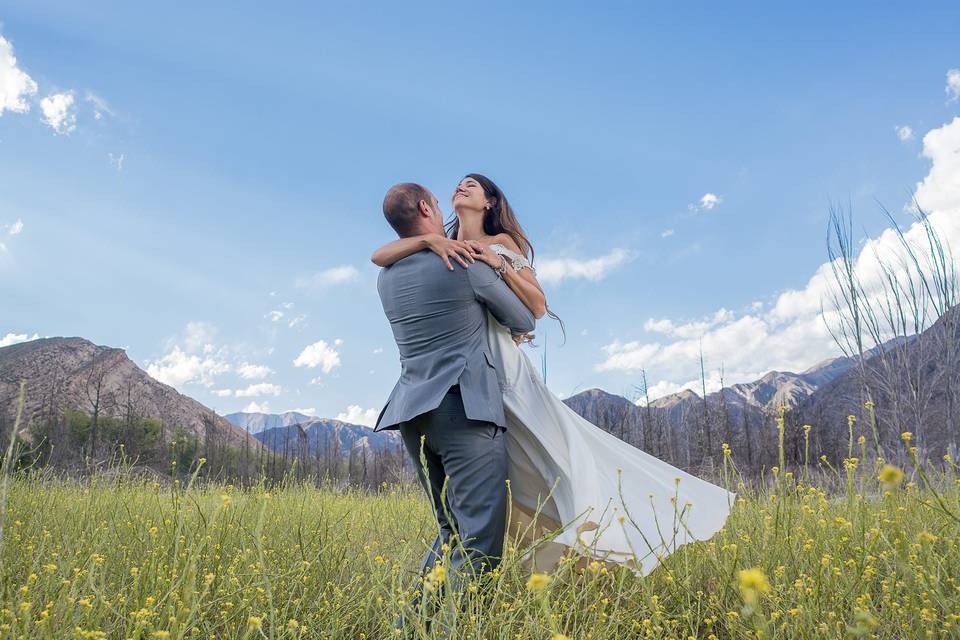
374 182 535 609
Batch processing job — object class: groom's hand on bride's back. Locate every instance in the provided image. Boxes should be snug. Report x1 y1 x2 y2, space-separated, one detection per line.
424 234 481 271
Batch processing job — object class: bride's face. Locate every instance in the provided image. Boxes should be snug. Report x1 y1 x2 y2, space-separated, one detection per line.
452 177 488 215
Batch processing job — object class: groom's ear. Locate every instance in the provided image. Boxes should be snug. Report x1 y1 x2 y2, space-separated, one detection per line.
418 199 436 219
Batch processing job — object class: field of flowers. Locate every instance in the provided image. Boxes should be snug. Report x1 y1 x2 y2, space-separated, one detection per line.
0 428 958 640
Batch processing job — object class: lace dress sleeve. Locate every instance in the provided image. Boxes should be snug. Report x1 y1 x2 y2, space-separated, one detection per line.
490 244 536 275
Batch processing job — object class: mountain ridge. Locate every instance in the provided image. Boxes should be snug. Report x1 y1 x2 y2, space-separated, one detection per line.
0 336 256 450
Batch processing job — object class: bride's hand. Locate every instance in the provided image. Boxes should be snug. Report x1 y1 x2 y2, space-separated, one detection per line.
513 332 534 346
464 241 502 269
425 234 478 271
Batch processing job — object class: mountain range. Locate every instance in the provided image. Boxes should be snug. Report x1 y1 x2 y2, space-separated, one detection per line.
224 411 318 434
563 354 858 454
4 306 955 476
565 310 957 466
0 337 253 449
230 416 403 457
222 411 402 455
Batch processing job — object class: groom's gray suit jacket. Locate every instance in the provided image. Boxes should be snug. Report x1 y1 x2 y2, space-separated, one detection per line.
373 250 535 432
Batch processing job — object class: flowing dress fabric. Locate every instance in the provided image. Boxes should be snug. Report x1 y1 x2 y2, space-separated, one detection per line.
486 244 736 577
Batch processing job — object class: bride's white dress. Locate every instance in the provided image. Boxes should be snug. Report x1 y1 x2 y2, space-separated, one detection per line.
487 243 736 577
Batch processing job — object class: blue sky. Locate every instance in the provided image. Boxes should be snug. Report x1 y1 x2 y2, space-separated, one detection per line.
2 2 960 424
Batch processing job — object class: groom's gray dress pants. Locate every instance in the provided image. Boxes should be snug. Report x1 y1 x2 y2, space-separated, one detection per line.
399 385 508 591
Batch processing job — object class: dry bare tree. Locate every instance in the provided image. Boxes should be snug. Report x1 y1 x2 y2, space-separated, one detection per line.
824 201 958 462
84 349 114 460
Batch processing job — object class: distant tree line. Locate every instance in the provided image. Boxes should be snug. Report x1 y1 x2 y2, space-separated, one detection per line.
0 389 414 490
583 202 960 483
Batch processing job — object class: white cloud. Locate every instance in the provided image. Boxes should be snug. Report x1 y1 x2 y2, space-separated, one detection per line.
913 116 960 216
181 321 217 353
108 153 124 171
0 218 22 253
146 346 230 389
234 383 283 397
40 91 77 135
146 322 230 390
372 347 383 354
243 401 271 413
237 362 273 380
537 248 634 285
643 309 734 339
295 265 360 288
0 332 39 347
947 68 960 102
599 301 838 384
85 91 114 120
284 407 316 416
700 193 721 209
211 389 233 397
661 229 675 238
0 35 38 116
688 193 722 212
266 304 305 328
636 380 684 403
895 125 914 142
293 340 341 373
598 116 960 397
336 405 380 428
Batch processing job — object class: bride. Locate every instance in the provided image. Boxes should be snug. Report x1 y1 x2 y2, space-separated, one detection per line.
372 174 735 577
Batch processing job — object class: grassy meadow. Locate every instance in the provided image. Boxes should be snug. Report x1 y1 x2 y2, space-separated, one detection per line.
0 428 958 640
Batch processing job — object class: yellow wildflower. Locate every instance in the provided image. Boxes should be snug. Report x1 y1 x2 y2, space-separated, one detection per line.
527 573 552 591
424 564 447 591
737 567 770 606
738 567 770 592
878 465 904 488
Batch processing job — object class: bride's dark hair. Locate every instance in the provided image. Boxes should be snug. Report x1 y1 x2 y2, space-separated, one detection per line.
446 173 533 260
447 173 565 342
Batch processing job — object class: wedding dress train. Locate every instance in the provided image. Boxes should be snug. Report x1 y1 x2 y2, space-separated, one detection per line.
487 244 736 577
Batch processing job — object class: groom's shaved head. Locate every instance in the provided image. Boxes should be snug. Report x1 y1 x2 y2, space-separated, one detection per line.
383 182 433 237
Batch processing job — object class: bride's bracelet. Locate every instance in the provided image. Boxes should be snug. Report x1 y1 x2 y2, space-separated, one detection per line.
495 255 509 278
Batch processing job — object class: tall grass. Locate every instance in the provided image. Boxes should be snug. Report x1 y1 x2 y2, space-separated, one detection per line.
0 427 957 639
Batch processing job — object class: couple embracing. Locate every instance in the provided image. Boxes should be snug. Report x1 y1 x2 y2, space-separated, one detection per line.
373 174 734 627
